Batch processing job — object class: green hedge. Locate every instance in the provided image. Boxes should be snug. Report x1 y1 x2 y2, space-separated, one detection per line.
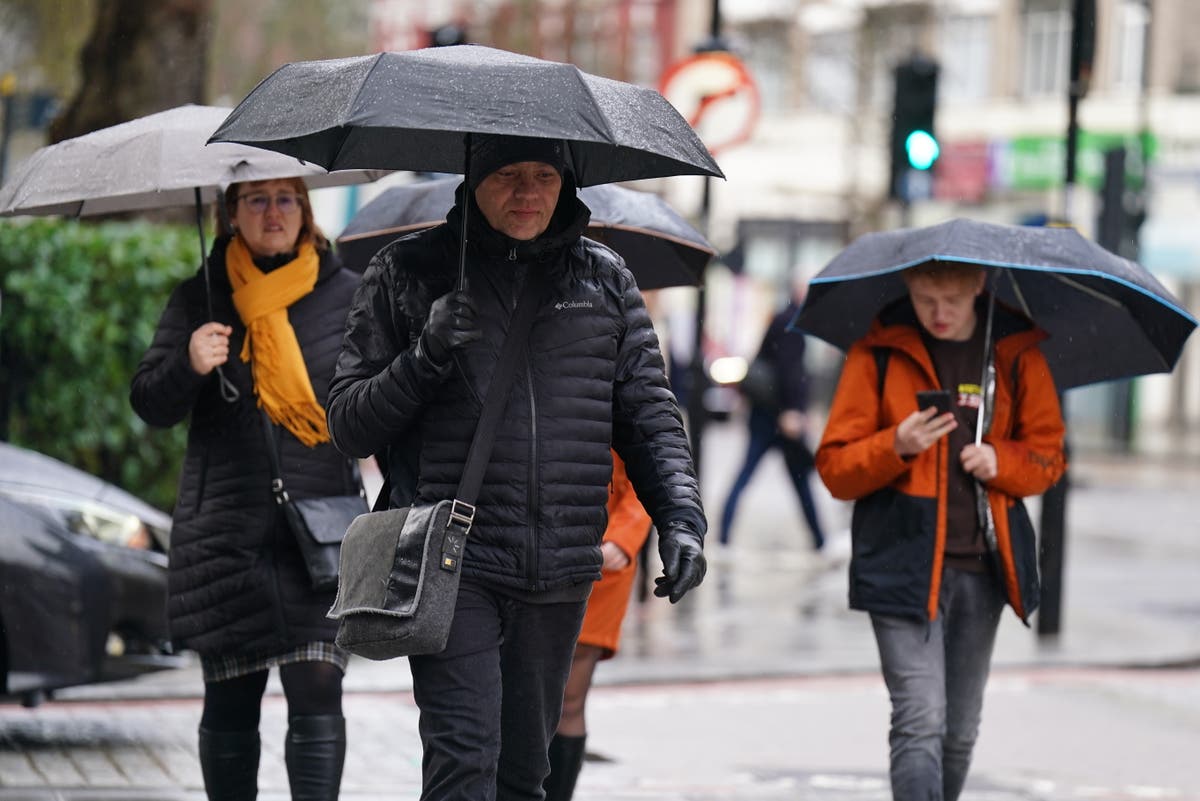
0 218 202 512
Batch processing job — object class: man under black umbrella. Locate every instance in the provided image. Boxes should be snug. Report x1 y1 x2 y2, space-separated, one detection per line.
326 134 706 799
815 261 1066 801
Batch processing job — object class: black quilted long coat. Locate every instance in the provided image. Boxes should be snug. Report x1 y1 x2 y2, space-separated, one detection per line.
130 238 360 657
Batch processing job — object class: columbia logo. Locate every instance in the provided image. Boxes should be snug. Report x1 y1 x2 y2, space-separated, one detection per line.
554 300 594 311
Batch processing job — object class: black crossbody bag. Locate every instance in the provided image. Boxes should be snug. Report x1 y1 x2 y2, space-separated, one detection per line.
262 412 369 592
327 272 541 660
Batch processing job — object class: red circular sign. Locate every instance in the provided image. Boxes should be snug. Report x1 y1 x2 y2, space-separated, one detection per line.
660 52 760 156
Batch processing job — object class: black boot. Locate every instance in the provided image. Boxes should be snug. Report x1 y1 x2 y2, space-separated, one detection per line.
284 714 347 801
198 727 260 801
543 733 587 801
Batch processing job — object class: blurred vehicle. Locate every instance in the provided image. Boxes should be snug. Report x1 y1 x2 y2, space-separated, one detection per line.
0 441 184 707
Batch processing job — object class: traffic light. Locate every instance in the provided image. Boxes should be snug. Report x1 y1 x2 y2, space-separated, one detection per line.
889 56 940 201
429 24 468 47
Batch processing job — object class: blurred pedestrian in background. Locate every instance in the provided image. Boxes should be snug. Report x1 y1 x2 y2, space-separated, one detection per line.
815 261 1065 801
719 292 826 553
325 135 706 800
544 450 653 801
131 178 359 801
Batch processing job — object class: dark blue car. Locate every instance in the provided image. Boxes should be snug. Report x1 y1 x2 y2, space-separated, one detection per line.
0 442 184 707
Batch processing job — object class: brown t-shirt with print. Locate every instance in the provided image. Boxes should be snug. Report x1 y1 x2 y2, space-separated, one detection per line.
922 323 987 572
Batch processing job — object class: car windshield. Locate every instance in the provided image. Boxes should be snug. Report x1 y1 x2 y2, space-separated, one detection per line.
0 486 165 550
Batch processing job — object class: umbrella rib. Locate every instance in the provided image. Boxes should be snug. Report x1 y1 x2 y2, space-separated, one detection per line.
571 72 618 145
1004 269 1033 318
1051 273 1126 309
587 222 716 254
323 53 389 171
339 222 438 242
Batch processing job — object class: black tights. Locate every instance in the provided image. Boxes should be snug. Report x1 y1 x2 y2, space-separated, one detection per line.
200 661 344 732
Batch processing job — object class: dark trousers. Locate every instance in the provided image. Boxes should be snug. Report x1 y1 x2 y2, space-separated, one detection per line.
870 568 1007 801
720 405 825 549
408 577 588 801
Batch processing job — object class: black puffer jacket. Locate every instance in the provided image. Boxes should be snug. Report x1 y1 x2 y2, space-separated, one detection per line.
130 237 360 656
327 185 704 592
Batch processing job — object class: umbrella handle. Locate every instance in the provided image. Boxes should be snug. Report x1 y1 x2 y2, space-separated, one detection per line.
457 133 472 292
975 274 998 446
195 188 241 404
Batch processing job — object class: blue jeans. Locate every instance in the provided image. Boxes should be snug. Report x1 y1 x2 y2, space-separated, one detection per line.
408 578 588 801
870 568 1006 801
719 406 825 549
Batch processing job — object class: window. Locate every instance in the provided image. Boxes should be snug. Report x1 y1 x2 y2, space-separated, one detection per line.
1109 0 1148 92
806 31 858 112
740 25 793 114
1021 2 1071 98
938 15 993 102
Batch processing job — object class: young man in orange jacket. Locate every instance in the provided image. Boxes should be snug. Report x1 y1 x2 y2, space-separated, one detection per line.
816 262 1065 801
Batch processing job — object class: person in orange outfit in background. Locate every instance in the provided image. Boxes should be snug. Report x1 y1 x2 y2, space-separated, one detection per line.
543 450 653 801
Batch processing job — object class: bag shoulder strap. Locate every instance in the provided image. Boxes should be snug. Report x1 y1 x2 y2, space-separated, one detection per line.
259 405 362 502
455 272 542 508
259 409 289 504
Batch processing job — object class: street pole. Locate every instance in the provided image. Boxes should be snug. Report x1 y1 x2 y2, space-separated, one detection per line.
685 0 725 481
1040 0 1094 638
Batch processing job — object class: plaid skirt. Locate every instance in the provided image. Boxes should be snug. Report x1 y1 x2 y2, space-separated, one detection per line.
201 641 349 683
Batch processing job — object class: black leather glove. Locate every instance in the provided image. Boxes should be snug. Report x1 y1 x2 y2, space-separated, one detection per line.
420 291 481 365
654 521 706 603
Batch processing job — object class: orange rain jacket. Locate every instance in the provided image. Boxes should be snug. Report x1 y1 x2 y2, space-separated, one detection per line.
577 452 652 657
816 299 1066 623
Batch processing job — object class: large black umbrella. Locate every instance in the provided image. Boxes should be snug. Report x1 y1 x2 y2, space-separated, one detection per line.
336 177 715 290
209 45 722 289
791 218 1197 390
208 46 723 186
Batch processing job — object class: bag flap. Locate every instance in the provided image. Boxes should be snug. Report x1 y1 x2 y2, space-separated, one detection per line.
327 500 453 620
291 495 369 544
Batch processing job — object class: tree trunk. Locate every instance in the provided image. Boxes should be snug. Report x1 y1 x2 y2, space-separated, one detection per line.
49 0 213 143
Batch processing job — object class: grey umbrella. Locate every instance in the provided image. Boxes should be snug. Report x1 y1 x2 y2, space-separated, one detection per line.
336 177 715 290
791 218 1197 390
0 104 388 401
0 105 386 216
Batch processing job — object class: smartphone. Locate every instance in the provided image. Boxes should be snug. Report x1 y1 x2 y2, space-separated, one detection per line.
916 389 953 416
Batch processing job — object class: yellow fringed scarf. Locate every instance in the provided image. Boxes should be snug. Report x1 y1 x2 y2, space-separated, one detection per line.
227 235 330 447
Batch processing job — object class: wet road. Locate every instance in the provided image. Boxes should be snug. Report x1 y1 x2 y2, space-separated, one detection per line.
1 666 1197 800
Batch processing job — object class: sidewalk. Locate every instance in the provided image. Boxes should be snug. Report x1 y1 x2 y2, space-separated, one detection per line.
57 418 1200 699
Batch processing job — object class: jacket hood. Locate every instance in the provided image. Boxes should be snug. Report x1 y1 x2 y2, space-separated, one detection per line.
445 178 592 263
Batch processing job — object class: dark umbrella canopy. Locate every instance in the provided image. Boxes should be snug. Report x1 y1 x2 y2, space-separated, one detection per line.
208 45 723 186
336 178 715 290
792 218 1197 390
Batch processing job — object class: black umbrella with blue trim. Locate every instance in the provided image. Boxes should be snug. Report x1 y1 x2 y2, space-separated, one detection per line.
791 217 1197 390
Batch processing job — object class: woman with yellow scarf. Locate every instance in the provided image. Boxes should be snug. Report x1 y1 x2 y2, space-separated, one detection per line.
131 178 360 801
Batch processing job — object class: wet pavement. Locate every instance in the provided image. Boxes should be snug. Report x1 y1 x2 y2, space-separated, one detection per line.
2 419 1198 799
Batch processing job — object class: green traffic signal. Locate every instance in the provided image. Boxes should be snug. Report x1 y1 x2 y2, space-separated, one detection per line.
905 129 939 170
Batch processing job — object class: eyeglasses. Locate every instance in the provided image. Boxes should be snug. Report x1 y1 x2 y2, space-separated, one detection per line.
237 192 302 215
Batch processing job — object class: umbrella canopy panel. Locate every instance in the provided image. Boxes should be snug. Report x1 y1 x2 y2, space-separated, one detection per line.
0 104 387 217
336 178 715 290
793 218 1198 390
209 46 723 187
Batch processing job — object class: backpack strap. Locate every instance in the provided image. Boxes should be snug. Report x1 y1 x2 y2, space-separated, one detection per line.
873 347 890 397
